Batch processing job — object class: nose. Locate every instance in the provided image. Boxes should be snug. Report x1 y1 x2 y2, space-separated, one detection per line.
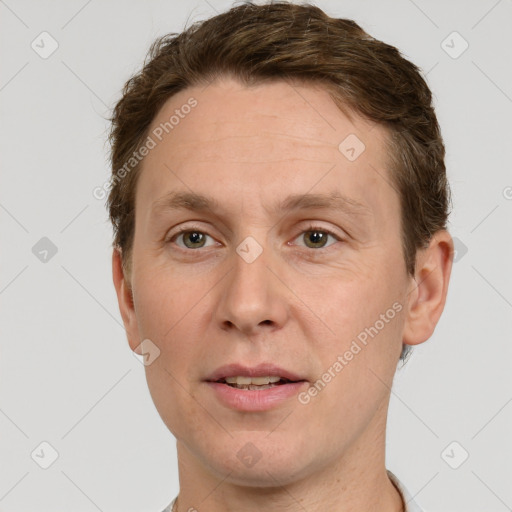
214 241 289 336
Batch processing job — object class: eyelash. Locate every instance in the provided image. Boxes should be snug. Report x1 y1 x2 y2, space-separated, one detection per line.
166 224 344 252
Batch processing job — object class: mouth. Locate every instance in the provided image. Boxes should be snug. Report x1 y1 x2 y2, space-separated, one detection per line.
212 376 305 390
204 363 308 410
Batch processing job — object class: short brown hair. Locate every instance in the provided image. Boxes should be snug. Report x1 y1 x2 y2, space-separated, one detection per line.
107 1 451 361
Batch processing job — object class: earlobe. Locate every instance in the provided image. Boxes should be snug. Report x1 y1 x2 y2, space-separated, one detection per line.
402 230 454 346
112 248 141 353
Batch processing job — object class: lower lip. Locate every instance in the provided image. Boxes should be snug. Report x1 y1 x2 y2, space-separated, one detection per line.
205 381 308 411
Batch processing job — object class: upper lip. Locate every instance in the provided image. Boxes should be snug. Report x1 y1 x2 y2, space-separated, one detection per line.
205 363 306 382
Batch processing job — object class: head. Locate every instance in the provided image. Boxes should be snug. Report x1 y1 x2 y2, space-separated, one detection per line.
109 1 452 488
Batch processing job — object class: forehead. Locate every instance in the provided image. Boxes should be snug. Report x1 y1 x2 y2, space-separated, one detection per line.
148 77 386 158
136 77 396 217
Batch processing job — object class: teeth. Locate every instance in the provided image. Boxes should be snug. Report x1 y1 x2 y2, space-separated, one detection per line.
235 383 276 390
224 376 282 385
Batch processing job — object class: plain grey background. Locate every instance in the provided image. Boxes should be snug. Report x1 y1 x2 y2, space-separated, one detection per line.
1 0 511 510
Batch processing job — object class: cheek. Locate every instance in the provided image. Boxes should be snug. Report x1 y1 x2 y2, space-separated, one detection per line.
132 264 202 338
132 264 217 385
305 253 406 380
136 272 209 438
303 291 405 444
305 260 389 336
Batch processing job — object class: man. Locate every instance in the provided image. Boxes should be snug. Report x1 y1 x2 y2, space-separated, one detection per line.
108 2 453 511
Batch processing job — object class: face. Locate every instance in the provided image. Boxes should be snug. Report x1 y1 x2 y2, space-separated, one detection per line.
114 77 442 487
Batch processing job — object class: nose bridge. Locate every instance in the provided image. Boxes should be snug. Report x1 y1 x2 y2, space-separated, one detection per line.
214 233 288 334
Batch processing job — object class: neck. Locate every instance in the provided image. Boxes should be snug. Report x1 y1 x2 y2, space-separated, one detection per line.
173 401 404 512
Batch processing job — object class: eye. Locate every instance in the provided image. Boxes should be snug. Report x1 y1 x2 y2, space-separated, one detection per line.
291 225 342 249
166 224 343 251
169 228 217 249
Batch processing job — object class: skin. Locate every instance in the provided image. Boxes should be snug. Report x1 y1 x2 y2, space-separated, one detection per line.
112 77 453 511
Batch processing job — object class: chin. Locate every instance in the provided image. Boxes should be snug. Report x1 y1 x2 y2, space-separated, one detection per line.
198 437 316 487
219 461 308 489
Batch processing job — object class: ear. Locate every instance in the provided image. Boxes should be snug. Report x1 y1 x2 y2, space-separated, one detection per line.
402 230 454 346
112 248 142 354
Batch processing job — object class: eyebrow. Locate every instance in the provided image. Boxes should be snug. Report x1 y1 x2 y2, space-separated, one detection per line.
150 190 372 220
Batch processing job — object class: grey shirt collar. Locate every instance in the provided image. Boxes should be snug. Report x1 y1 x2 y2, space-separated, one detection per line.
387 470 424 512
